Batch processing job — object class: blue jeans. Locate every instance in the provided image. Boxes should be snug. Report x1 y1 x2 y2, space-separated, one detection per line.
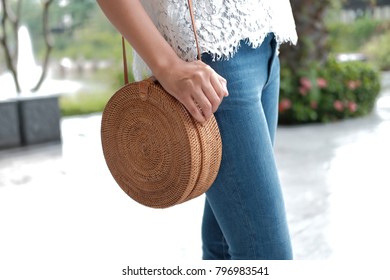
201 34 293 260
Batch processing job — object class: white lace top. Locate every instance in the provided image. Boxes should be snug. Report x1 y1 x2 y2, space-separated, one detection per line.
133 0 297 80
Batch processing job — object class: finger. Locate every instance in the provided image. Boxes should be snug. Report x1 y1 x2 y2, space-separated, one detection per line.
219 76 229 97
192 93 213 120
210 73 229 100
201 82 222 113
179 94 207 124
186 100 207 123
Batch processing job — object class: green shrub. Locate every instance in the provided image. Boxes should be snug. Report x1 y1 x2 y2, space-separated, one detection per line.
279 58 381 124
327 18 390 70
363 32 390 71
327 17 383 53
59 65 134 117
59 91 113 117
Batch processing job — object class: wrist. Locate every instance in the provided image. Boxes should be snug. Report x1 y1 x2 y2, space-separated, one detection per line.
151 55 184 83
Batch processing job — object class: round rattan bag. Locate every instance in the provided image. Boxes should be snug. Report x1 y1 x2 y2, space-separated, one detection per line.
101 78 222 208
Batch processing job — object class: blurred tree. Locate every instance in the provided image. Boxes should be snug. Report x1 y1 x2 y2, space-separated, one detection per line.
50 0 95 35
1 0 23 92
279 0 389 71
279 0 336 72
50 1 107 57
19 0 96 56
0 0 54 93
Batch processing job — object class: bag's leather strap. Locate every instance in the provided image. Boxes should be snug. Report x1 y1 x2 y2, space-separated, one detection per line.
187 0 201 61
122 36 129 84
122 0 200 85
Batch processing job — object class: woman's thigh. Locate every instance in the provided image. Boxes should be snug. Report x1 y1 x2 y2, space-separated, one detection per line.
201 35 292 260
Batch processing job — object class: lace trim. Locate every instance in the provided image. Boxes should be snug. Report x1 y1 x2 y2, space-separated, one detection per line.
133 0 297 80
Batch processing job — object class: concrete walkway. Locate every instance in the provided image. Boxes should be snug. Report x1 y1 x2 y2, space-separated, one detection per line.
0 73 389 275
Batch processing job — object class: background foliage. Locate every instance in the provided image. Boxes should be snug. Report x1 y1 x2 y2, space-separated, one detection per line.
279 58 381 123
278 0 384 124
1 0 387 120
1 0 121 62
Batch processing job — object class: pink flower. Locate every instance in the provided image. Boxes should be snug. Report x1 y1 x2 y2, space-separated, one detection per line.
300 77 312 90
279 98 292 112
333 100 344 112
317 78 327 89
348 101 358 112
299 86 308 96
310 100 318 109
347 80 361 90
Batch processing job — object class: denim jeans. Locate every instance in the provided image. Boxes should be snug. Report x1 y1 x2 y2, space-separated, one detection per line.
201 34 293 260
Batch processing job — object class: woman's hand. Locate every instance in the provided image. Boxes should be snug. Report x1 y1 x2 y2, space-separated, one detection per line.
97 0 228 122
155 59 229 123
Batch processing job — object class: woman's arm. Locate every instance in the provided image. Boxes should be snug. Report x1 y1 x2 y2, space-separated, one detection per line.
96 0 228 123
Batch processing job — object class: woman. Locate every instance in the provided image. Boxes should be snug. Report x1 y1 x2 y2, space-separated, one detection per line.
97 0 297 260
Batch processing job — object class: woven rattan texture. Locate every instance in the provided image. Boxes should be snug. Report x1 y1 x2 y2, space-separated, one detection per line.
101 79 222 208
